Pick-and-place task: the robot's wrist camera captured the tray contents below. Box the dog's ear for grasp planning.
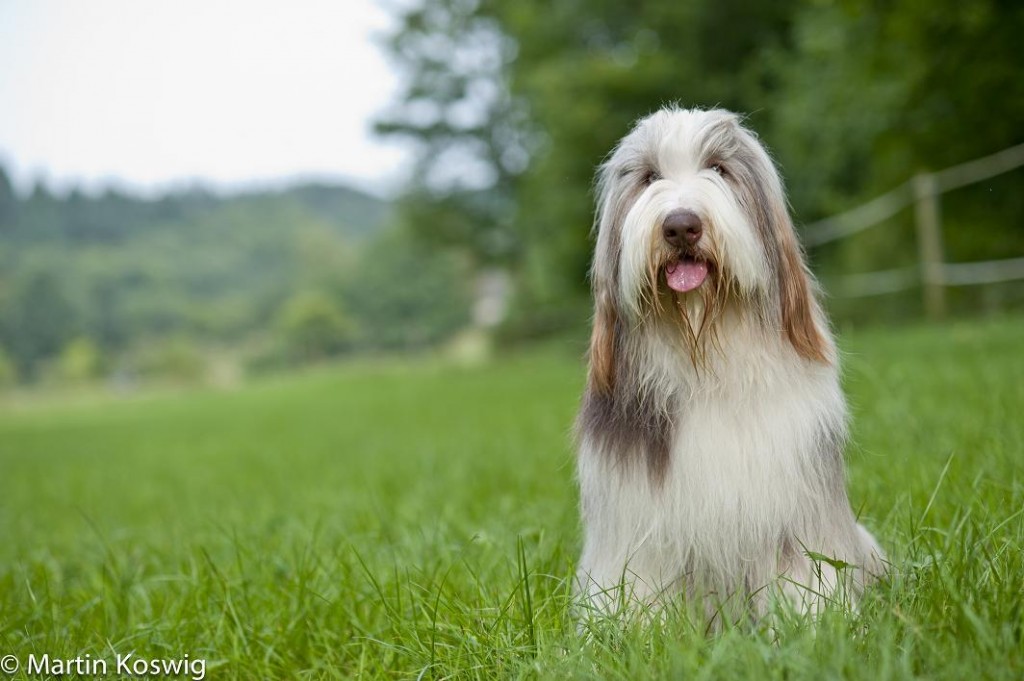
[586,160,627,393]
[588,291,617,393]
[737,123,831,364]
[771,199,830,364]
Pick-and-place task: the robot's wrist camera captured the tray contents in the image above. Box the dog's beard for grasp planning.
[642,247,736,370]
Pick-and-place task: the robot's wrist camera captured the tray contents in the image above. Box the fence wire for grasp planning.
[803,142,1024,299]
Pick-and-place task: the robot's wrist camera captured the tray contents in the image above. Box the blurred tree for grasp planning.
[0,170,390,383]
[767,0,1024,218]
[1,268,79,378]
[344,227,473,350]
[380,0,1024,328]
[58,337,103,383]
[277,291,355,362]
[133,336,206,383]
[375,0,530,265]
[0,166,16,228]
[379,0,801,327]
[0,346,16,388]
[293,223,355,299]
[765,0,1024,319]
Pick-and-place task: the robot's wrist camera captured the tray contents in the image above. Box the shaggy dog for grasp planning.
[574,106,885,623]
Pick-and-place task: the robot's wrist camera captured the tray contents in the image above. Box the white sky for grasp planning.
[0,0,411,197]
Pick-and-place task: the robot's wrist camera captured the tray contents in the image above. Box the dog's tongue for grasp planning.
[665,258,708,293]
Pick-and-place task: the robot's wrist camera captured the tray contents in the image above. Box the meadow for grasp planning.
[1,318,1022,679]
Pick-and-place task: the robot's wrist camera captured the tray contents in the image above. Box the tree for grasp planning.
[277,291,354,362]
[765,0,1024,217]
[0,174,391,381]
[0,166,16,228]
[58,337,103,383]
[379,0,801,325]
[0,346,16,388]
[2,268,79,378]
[379,0,1024,328]
[375,0,530,265]
[763,0,1024,319]
[344,227,472,350]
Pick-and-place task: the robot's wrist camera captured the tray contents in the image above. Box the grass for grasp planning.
[1,318,1022,679]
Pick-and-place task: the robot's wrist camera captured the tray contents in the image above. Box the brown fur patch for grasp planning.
[729,124,830,365]
[772,205,830,363]
[587,293,617,393]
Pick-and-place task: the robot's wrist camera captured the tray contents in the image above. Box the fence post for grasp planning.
[913,172,946,320]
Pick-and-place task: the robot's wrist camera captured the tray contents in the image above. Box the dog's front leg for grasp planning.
[574,451,672,618]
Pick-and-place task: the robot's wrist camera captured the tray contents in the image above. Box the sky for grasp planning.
[0,0,411,197]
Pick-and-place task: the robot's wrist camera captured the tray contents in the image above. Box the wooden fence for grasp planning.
[803,141,1024,319]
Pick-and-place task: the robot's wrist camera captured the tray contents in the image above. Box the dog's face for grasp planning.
[588,107,828,390]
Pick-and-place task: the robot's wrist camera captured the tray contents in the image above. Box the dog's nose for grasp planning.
[663,210,703,247]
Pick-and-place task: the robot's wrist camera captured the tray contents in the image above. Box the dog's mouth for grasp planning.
[664,255,709,293]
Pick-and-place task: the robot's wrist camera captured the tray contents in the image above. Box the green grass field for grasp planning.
[1,319,1022,679]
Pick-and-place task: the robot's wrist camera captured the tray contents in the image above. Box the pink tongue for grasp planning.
[665,259,708,292]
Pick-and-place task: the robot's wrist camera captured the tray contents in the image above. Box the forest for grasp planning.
[0,171,470,385]
[378,0,1024,335]
[2,0,1022,387]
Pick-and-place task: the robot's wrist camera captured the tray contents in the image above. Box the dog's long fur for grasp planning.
[575,107,885,623]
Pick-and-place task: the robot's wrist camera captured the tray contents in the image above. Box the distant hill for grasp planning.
[271,182,390,240]
[0,173,390,245]
[0,167,396,379]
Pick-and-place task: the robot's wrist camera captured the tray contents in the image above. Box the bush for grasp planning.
[132,336,206,384]
[345,229,473,351]
[276,291,355,362]
[0,346,17,388]
[57,337,103,383]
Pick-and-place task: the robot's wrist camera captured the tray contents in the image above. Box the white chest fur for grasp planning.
[576,319,852,604]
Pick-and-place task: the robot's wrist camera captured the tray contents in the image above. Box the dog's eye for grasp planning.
[642,169,662,185]
[708,162,727,177]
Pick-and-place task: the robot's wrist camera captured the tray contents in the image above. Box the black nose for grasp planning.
[663,210,703,248]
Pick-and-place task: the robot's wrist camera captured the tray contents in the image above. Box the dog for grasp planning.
[574,106,885,624]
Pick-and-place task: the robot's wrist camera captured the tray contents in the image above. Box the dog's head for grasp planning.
[588,107,828,391]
